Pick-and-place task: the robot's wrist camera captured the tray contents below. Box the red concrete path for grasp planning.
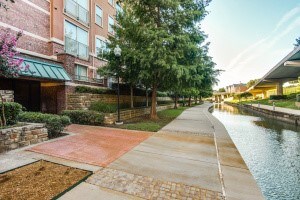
[28,125,152,167]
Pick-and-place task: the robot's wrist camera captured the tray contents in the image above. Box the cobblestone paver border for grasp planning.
[87,168,224,200]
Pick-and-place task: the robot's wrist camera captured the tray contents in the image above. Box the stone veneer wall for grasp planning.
[67,93,173,110]
[0,123,48,153]
[104,104,175,124]
[0,90,14,103]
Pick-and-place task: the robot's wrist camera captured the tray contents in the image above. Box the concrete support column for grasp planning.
[276,82,283,96]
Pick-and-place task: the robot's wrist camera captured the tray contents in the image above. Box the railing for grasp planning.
[65,36,89,59]
[64,0,89,25]
[74,75,104,84]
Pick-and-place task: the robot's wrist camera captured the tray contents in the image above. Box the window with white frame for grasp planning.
[95,5,103,26]
[65,21,89,59]
[96,38,109,59]
[116,3,123,16]
[108,0,114,6]
[108,16,114,34]
[75,65,88,81]
[65,0,89,24]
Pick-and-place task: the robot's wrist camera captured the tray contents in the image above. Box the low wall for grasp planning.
[0,123,48,153]
[0,90,14,102]
[225,102,300,126]
[104,104,175,124]
[67,93,173,110]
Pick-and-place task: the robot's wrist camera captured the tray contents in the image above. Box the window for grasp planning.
[116,3,123,16]
[75,65,88,81]
[96,38,109,59]
[64,0,89,25]
[65,21,89,59]
[95,5,103,26]
[108,16,114,34]
[94,69,103,83]
[108,0,114,6]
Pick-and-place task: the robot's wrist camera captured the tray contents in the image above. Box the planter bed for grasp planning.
[0,160,92,200]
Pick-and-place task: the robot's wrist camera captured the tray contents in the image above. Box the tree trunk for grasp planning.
[0,93,6,127]
[188,96,192,107]
[174,95,178,109]
[195,96,197,105]
[150,85,158,119]
[130,85,134,109]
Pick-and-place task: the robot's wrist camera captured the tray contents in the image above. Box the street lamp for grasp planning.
[114,45,123,125]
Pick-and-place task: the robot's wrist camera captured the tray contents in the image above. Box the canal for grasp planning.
[213,104,300,200]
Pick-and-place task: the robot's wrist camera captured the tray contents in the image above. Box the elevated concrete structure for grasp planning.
[249,46,300,97]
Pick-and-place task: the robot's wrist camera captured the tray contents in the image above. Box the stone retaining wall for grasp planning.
[67,93,173,110]
[0,123,48,153]
[104,104,175,124]
[0,90,14,103]
[225,102,300,126]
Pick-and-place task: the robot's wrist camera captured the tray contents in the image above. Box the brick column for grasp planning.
[0,90,14,102]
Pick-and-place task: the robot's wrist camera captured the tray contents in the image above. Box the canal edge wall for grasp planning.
[225,102,300,126]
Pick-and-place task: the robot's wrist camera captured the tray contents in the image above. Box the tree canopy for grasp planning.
[99,0,219,119]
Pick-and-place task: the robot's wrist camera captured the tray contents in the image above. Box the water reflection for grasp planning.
[213,103,300,200]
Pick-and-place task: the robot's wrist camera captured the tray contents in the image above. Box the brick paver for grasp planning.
[87,168,224,200]
[28,125,151,167]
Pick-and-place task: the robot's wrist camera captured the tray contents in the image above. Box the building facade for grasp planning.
[0,0,121,113]
[225,83,247,94]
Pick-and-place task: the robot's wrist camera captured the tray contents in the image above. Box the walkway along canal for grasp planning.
[213,104,300,200]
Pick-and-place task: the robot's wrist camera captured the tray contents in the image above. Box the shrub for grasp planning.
[297,94,300,102]
[270,95,287,100]
[61,110,104,125]
[2,102,23,125]
[75,86,115,95]
[89,102,118,113]
[18,112,71,138]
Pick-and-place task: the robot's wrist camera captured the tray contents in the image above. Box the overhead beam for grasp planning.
[284,60,300,67]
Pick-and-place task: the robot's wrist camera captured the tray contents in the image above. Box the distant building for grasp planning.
[225,83,247,94]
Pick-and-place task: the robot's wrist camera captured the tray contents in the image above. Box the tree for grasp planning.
[0,0,15,10]
[103,0,212,119]
[218,88,225,92]
[294,37,300,48]
[246,79,259,88]
[0,30,27,127]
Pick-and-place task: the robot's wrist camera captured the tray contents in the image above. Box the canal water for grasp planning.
[213,104,300,200]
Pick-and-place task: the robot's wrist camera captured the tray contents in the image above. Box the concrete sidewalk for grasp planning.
[62,103,264,200]
[250,103,300,116]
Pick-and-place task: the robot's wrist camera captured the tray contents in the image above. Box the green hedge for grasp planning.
[270,95,287,100]
[18,112,71,138]
[61,110,104,126]
[1,102,23,125]
[75,86,115,95]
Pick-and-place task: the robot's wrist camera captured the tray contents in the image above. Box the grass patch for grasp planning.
[112,106,190,132]
[0,160,91,200]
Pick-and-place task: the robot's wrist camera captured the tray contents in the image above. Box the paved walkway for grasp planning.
[250,104,300,115]
[0,103,264,200]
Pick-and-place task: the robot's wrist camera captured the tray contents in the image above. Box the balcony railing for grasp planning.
[74,75,104,84]
[64,0,89,25]
[65,36,89,59]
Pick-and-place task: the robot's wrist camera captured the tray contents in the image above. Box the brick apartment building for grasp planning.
[0,0,121,113]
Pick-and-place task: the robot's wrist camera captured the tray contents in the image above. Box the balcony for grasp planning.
[64,0,89,25]
[65,36,89,60]
[74,75,104,84]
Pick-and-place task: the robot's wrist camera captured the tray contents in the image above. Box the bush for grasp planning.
[1,102,23,125]
[297,94,300,102]
[75,86,115,95]
[18,112,71,138]
[270,95,287,100]
[61,110,104,125]
[89,102,118,113]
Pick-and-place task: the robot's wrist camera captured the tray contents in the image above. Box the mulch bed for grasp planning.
[0,160,91,200]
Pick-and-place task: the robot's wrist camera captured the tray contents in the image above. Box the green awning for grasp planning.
[18,58,72,81]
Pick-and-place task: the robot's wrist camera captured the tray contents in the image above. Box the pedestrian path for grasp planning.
[250,104,300,115]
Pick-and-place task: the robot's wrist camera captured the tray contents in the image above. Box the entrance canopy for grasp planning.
[19,58,71,81]
[254,46,300,89]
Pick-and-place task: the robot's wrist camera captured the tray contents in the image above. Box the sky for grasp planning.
[202,0,300,89]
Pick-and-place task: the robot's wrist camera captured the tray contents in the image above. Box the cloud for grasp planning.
[226,6,300,72]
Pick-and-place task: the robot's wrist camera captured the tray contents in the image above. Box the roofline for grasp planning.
[253,46,300,88]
